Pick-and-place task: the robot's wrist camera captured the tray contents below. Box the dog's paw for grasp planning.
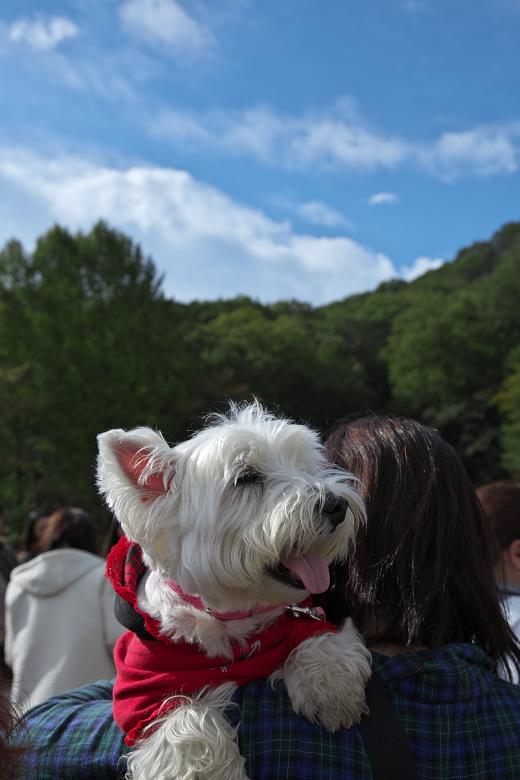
[277,618,372,732]
[125,684,249,780]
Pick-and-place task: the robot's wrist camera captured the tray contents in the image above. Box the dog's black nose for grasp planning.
[322,493,348,528]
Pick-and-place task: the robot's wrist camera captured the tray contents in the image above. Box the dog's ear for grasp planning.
[97,427,175,506]
[108,436,170,493]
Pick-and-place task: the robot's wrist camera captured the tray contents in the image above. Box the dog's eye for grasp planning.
[235,469,263,486]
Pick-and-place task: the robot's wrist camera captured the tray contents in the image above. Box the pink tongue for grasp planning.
[281,553,330,594]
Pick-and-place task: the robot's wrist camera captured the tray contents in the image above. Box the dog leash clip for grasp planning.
[287,604,326,621]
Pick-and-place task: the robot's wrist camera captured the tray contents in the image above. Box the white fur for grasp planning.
[137,571,285,659]
[98,402,371,780]
[273,618,371,732]
[125,683,247,780]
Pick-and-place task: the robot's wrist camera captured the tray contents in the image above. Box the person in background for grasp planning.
[476,480,520,679]
[17,507,51,564]
[5,507,124,712]
[12,418,520,779]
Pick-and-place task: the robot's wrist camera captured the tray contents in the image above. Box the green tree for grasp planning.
[384,226,520,482]
[0,222,190,538]
[190,303,371,431]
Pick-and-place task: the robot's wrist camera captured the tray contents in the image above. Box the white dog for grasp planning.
[97,402,371,780]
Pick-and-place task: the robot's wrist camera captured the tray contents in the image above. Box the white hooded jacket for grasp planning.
[5,548,124,711]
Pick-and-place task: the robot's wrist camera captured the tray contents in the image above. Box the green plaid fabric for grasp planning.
[18,643,520,779]
[231,643,520,779]
[16,680,127,780]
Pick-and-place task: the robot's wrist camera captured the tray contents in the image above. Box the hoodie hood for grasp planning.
[10,549,104,597]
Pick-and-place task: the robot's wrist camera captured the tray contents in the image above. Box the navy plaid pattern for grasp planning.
[18,644,520,779]
[18,680,127,780]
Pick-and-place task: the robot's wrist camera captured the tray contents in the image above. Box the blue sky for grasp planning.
[1,0,519,304]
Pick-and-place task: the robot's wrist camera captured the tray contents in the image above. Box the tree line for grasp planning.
[1,220,519,540]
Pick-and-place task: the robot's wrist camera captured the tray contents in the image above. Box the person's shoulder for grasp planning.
[231,677,368,779]
[25,679,115,712]
[22,681,117,733]
[64,548,104,562]
[19,680,124,779]
[61,548,106,574]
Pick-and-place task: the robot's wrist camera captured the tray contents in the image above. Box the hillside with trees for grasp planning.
[1,220,519,539]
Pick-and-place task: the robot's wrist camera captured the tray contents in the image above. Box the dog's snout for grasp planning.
[322,493,348,528]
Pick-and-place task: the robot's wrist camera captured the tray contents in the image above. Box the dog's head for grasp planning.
[97,402,364,610]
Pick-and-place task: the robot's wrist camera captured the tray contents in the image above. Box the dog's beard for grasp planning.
[143,488,356,612]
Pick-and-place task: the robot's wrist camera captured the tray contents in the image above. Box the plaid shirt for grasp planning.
[19,643,520,779]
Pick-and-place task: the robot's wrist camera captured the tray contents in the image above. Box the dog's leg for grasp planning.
[275,617,372,732]
[124,682,249,780]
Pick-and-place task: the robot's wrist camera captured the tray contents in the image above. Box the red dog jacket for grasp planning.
[106,536,337,745]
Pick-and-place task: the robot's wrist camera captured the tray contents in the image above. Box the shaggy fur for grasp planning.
[97,402,371,780]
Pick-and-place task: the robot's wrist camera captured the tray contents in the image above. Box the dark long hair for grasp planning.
[21,507,51,556]
[41,507,97,555]
[324,416,520,678]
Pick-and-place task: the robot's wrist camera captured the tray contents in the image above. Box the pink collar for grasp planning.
[165,578,315,621]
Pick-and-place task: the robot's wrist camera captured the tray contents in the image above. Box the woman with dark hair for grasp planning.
[476,480,520,678]
[5,507,123,712]
[324,417,520,676]
[43,506,97,554]
[12,420,520,778]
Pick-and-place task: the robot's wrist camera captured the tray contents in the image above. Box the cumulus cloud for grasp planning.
[369,192,399,205]
[152,102,520,178]
[119,0,216,56]
[8,15,79,50]
[401,256,444,281]
[0,147,397,304]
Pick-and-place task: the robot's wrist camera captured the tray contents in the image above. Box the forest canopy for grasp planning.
[1,220,519,539]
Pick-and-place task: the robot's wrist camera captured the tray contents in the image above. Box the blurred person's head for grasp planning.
[22,508,51,558]
[476,481,520,588]
[41,507,97,555]
[324,415,520,676]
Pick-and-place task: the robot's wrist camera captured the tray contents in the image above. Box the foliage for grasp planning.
[497,347,520,477]
[0,223,191,538]
[1,219,520,542]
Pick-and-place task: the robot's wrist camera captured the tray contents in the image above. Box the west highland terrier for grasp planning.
[97,402,371,780]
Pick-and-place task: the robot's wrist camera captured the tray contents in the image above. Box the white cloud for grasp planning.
[152,102,520,179]
[422,126,519,178]
[369,192,399,205]
[119,0,216,55]
[0,147,398,304]
[293,201,353,229]
[402,256,444,281]
[9,16,79,50]
[153,103,410,170]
